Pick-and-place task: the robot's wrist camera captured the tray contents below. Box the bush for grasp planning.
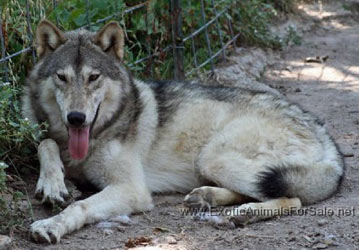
[231,0,282,48]
[0,83,45,234]
[0,83,46,166]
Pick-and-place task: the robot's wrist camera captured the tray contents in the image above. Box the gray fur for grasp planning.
[23,21,344,244]
[37,31,125,81]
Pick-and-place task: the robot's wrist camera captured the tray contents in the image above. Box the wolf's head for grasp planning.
[33,20,132,160]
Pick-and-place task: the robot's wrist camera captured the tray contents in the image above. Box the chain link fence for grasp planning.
[0,0,240,82]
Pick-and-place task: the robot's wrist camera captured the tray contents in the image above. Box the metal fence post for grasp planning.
[170,0,184,80]
[26,0,36,63]
[0,10,9,83]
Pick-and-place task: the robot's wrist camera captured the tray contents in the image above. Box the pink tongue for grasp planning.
[68,127,90,160]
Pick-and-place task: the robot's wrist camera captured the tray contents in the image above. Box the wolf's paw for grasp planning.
[30,218,65,243]
[184,186,215,209]
[35,173,69,206]
[226,203,262,226]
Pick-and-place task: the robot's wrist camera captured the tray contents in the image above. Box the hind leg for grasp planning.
[184,186,253,209]
[194,151,302,223]
[228,197,301,225]
[197,151,268,201]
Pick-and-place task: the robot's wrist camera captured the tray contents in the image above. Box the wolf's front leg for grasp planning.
[35,139,69,205]
[31,184,148,243]
[30,145,152,243]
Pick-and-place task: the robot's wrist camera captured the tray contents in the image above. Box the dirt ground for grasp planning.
[9,1,359,249]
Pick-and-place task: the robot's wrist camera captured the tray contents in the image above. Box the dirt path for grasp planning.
[13,1,359,249]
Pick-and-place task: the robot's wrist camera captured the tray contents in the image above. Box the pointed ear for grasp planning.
[36,19,66,59]
[94,21,124,61]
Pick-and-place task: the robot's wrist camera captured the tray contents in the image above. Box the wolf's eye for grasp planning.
[57,74,66,82]
[89,74,100,82]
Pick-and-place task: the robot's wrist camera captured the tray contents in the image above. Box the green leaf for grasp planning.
[9,121,20,128]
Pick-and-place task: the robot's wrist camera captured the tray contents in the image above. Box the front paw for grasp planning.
[184,186,219,210]
[30,217,65,243]
[35,173,69,206]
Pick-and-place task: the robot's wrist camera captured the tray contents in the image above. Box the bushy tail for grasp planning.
[257,126,345,205]
[257,161,343,205]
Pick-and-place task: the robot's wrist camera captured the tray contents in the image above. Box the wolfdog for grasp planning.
[22,20,344,243]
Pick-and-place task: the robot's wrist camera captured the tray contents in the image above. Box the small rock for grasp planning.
[0,235,11,250]
[295,88,302,92]
[323,234,338,246]
[317,219,328,226]
[110,215,133,225]
[288,236,296,242]
[323,238,333,246]
[166,236,177,244]
[224,235,237,243]
[81,234,89,239]
[312,243,328,249]
[62,240,71,245]
[103,229,114,236]
[303,235,313,242]
[97,221,118,228]
[285,66,292,72]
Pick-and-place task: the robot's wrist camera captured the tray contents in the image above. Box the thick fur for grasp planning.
[22,20,344,243]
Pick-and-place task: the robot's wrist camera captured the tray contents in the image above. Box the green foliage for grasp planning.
[48,0,124,29]
[0,83,44,234]
[1,0,296,80]
[0,83,47,166]
[282,25,302,46]
[180,0,290,73]
[266,0,297,13]
[0,162,7,192]
[46,0,171,78]
[228,0,282,49]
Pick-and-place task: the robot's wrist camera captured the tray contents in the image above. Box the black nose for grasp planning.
[67,112,86,127]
